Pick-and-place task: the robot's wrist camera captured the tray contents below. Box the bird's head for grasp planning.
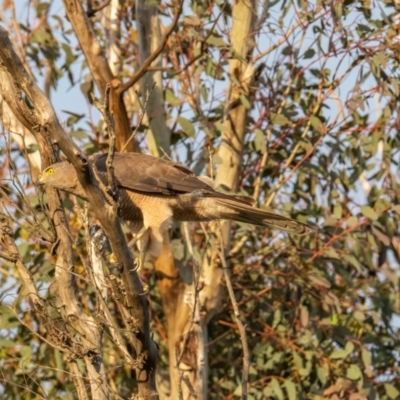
[36,162,86,199]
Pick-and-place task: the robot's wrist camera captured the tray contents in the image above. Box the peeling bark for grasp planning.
[0,27,158,399]
[136,0,171,157]
[62,0,136,152]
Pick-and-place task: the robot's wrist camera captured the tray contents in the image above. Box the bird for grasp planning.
[36,152,313,267]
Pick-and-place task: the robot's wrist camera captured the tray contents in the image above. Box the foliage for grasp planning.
[0,0,399,399]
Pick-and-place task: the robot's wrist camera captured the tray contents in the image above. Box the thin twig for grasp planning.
[69,361,90,400]
[174,223,206,399]
[74,205,136,367]
[216,224,250,400]
[119,0,183,93]
[208,146,214,180]
[252,5,325,63]
[104,88,118,200]
[183,223,205,398]
[91,86,118,200]
[121,83,156,152]
[252,76,293,202]
[264,69,333,207]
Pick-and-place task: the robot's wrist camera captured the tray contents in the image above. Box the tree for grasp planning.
[0,0,399,399]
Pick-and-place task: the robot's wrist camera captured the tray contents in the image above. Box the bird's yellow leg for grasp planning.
[127,226,147,250]
[127,226,148,272]
[108,226,147,268]
[132,250,146,272]
[131,250,149,294]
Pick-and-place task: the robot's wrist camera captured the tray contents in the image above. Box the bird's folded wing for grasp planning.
[93,153,215,195]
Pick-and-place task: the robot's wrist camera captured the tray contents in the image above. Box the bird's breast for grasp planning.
[118,190,144,225]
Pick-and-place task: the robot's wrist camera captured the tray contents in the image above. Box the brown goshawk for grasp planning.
[36,152,313,264]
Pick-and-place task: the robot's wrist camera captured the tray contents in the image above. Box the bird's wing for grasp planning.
[92,153,313,235]
[92,152,215,195]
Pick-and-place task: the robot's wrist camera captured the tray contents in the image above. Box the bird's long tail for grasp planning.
[214,197,313,235]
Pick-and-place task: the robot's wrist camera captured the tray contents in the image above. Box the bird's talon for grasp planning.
[109,253,117,264]
[141,284,149,294]
[130,264,139,273]
[129,257,141,273]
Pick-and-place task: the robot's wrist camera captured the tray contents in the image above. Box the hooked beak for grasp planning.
[35,174,44,187]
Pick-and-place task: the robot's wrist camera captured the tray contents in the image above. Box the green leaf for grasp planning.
[346,364,362,380]
[303,49,315,59]
[31,29,50,44]
[347,216,358,227]
[390,77,399,96]
[308,274,331,288]
[371,226,390,246]
[293,351,303,369]
[263,386,273,397]
[233,384,242,396]
[361,348,373,377]
[353,310,365,322]
[300,305,309,327]
[0,339,15,347]
[205,58,224,80]
[272,309,281,328]
[0,306,19,329]
[206,34,227,47]
[19,345,32,360]
[317,366,327,385]
[342,254,362,272]
[177,116,195,137]
[270,378,284,400]
[271,113,290,126]
[329,349,348,359]
[27,144,39,154]
[310,115,324,132]
[333,203,342,219]
[323,247,340,259]
[384,383,400,399]
[200,85,208,103]
[239,94,251,109]
[165,89,180,106]
[284,380,297,400]
[361,348,371,367]
[345,341,354,354]
[253,342,270,356]
[254,129,266,154]
[36,2,50,15]
[62,43,77,67]
[70,129,89,139]
[360,205,378,220]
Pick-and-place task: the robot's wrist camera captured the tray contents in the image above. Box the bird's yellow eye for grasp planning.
[46,168,54,176]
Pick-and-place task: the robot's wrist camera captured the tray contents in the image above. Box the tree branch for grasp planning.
[62,0,136,152]
[0,27,158,398]
[119,0,183,94]
[217,225,250,400]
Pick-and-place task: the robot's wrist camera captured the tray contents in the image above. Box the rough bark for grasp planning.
[200,0,258,317]
[62,0,136,152]
[0,27,158,399]
[134,4,206,398]
[198,1,258,398]
[133,4,195,398]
